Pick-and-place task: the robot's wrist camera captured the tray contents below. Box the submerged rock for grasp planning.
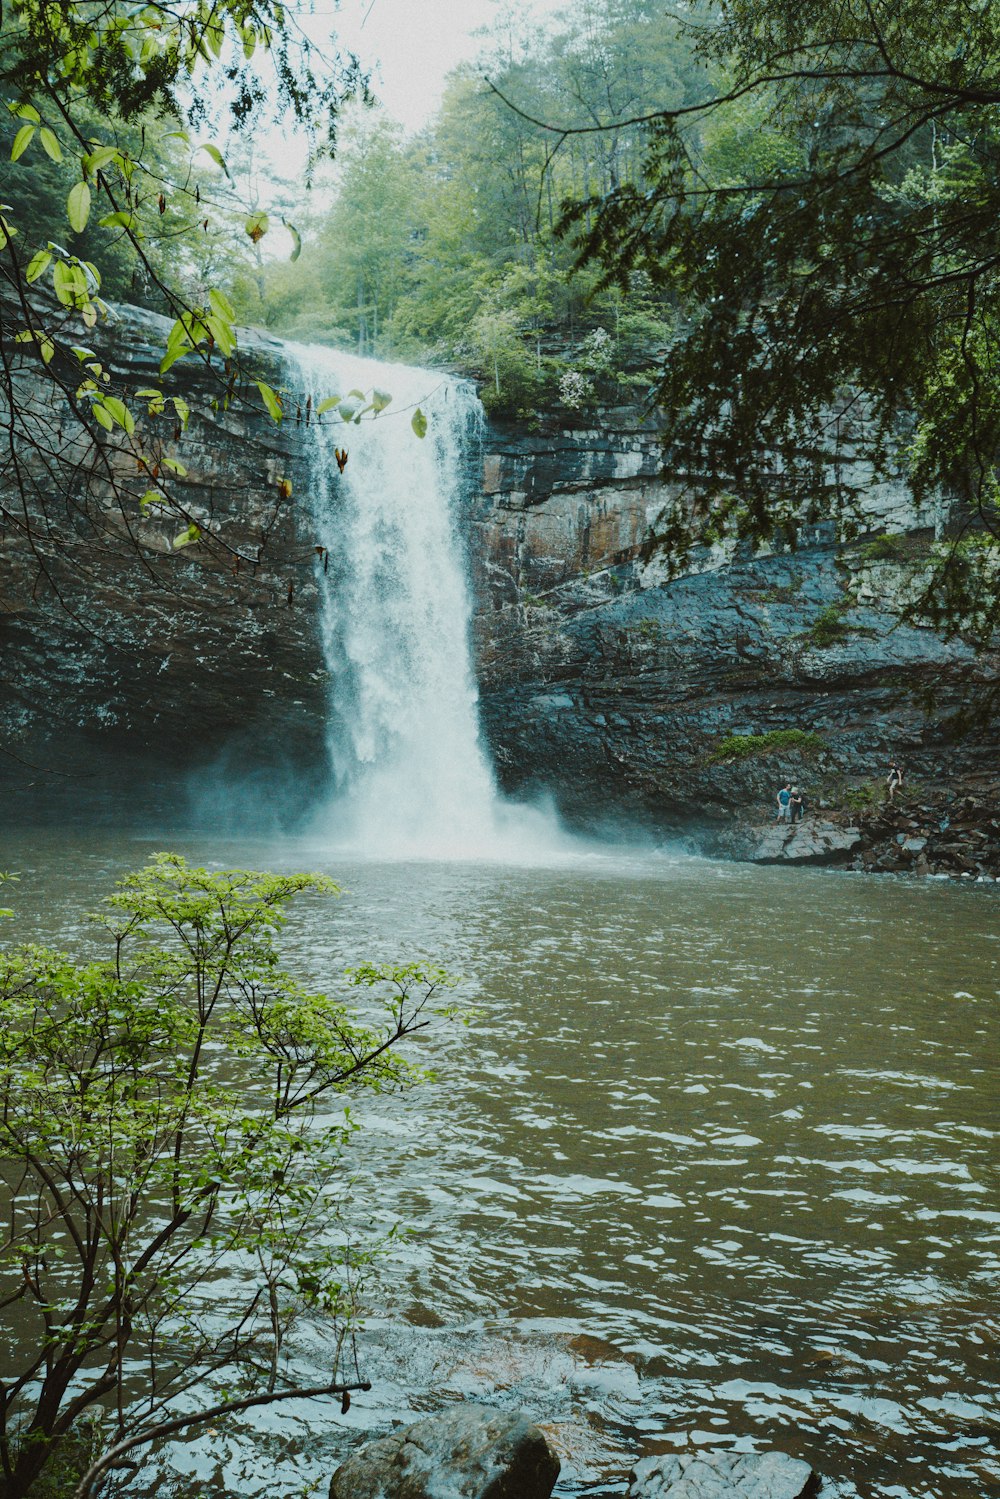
[328,1404,560,1499]
[628,1450,815,1499]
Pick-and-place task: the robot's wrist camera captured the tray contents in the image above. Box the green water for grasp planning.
[2,827,997,1498]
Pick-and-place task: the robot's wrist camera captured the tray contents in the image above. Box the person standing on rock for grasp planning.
[776,782,792,822]
[790,787,804,822]
[887,762,904,801]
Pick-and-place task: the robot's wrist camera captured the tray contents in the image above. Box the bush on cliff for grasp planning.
[709,728,825,763]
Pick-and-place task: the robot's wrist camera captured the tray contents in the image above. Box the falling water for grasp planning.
[290,344,559,860]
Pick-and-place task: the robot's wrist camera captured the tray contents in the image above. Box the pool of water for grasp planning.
[2,826,998,1498]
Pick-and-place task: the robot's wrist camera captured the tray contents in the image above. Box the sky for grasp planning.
[306,0,564,133]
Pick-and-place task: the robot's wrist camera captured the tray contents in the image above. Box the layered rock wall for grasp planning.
[3,302,996,843]
[469,409,998,836]
[0,302,327,806]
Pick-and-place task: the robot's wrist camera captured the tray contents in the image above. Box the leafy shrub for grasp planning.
[709,728,825,762]
[807,601,851,647]
[843,779,885,810]
[860,532,903,561]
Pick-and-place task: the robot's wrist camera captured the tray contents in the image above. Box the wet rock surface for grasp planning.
[328,1404,560,1499]
[627,1451,815,1499]
[842,785,1000,878]
[723,820,863,865]
[471,411,1000,863]
[0,298,328,803]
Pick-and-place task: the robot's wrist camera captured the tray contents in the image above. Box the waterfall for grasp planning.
[290,344,555,860]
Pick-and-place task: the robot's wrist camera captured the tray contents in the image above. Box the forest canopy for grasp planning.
[230,0,1000,635]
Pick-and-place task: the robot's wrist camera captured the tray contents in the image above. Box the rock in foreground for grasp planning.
[629,1450,815,1499]
[329,1404,560,1499]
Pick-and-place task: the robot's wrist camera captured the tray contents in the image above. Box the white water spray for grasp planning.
[290,344,564,860]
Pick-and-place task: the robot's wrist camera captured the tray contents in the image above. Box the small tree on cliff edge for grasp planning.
[0,854,454,1499]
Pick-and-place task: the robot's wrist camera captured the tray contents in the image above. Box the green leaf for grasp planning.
[338,400,359,422]
[159,320,192,375]
[161,456,188,476]
[282,218,302,262]
[98,211,137,231]
[200,143,231,179]
[244,211,269,244]
[204,314,235,356]
[208,287,235,322]
[372,389,392,414]
[411,408,428,439]
[39,128,61,162]
[173,524,201,549]
[25,249,52,284]
[10,124,35,161]
[203,21,224,59]
[52,261,75,306]
[255,380,283,423]
[92,403,113,431]
[139,490,162,507]
[10,103,39,123]
[84,145,118,173]
[67,180,91,234]
[315,395,341,415]
[102,396,135,435]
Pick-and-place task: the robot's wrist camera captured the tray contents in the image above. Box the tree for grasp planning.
[307,110,420,355]
[0,854,454,1498]
[494,0,1000,638]
[0,1,372,597]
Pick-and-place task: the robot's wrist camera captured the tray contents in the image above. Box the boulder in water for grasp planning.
[628,1451,815,1499]
[746,821,862,865]
[328,1403,560,1499]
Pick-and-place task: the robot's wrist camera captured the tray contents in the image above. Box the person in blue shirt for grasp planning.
[776,782,792,821]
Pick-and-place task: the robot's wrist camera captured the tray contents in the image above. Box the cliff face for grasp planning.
[3,303,996,843]
[468,409,999,838]
[0,303,328,809]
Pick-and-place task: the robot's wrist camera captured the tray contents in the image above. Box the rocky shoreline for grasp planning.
[711,778,1000,880]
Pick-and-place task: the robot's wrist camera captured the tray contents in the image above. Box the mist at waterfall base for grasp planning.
[288,343,579,864]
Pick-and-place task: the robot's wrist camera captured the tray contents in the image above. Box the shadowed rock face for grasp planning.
[0,303,329,810]
[469,412,1000,841]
